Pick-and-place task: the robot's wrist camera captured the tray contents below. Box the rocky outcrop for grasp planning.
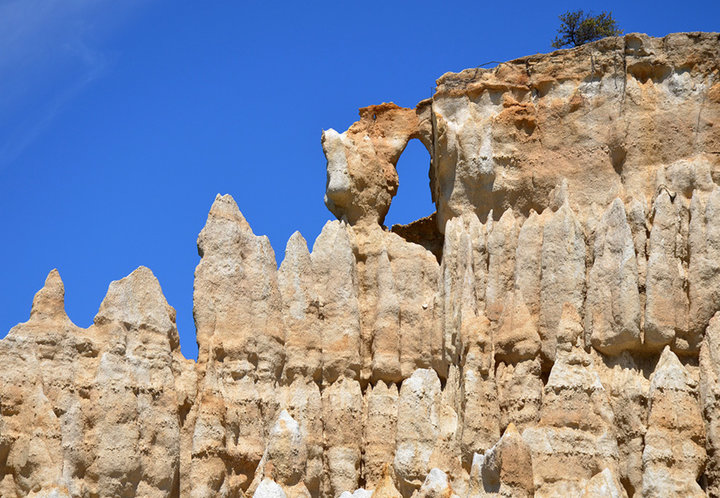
[0,267,195,497]
[642,347,706,496]
[2,32,720,497]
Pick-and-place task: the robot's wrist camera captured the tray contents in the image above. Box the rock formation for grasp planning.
[2,32,720,497]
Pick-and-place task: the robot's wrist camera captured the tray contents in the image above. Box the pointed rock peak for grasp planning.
[312,220,354,260]
[444,216,463,240]
[405,368,442,394]
[495,208,516,229]
[581,468,627,498]
[285,231,309,254]
[503,422,520,437]
[462,210,483,231]
[557,302,584,351]
[550,178,570,210]
[253,477,287,498]
[417,468,454,498]
[603,198,628,222]
[279,231,311,275]
[207,193,250,228]
[373,464,402,498]
[521,209,541,228]
[547,328,603,391]
[650,345,696,392]
[271,409,300,435]
[30,269,68,322]
[321,127,340,140]
[95,266,174,334]
[372,380,399,397]
[557,197,577,219]
[596,198,630,238]
[371,379,389,394]
[655,187,672,203]
[198,194,254,257]
[627,198,648,230]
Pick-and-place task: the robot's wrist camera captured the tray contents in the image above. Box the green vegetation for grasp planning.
[551,10,623,49]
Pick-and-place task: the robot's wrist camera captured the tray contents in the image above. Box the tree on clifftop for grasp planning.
[551,10,623,48]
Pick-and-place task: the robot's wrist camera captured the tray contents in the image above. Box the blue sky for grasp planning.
[1,0,718,359]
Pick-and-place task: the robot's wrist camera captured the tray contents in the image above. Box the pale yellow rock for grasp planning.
[372,464,403,498]
[90,267,187,497]
[347,223,441,385]
[592,352,649,496]
[414,468,458,498]
[440,213,487,372]
[363,382,399,489]
[265,410,308,488]
[495,290,540,364]
[586,198,641,354]
[1,267,192,497]
[394,368,443,494]
[580,468,627,498]
[477,423,534,497]
[5,32,720,498]
[522,329,620,497]
[189,195,286,496]
[322,102,431,226]
[642,346,706,497]
[513,210,544,319]
[485,209,518,321]
[538,202,586,365]
[429,366,464,494]
[279,231,322,383]
[279,378,324,496]
[429,33,720,229]
[700,312,720,498]
[380,231,441,380]
[644,191,689,350]
[689,187,720,346]
[321,377,363,497]
[194,194,284,376]
[458,307,499,467]
[496,358,543,433]
[312,220,362,383]
[370,246,402,383]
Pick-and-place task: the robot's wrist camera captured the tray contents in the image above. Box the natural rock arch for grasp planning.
[321,101,433,227]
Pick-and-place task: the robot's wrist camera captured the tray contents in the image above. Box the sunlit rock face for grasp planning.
[2,32,720,497]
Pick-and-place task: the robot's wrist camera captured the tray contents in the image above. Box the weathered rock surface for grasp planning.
[642,347,706,496]
[3,32,720,497]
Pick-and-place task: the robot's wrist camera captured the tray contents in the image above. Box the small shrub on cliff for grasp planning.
[551,10,623,48]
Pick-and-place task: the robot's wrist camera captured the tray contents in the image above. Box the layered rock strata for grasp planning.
[2,32,720,497]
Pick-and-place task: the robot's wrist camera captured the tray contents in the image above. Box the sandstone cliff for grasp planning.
[2,32,720,497]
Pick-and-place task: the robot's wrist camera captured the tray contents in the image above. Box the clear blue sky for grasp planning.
[1,0,717,359]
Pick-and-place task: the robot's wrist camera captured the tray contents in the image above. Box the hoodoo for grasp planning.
[1,32,720,497]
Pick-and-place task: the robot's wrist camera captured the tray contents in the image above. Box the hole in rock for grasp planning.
[385,139,443,261]
[384,139,435,227]
[609,144,626,175]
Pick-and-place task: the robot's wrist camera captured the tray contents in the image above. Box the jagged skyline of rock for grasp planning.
[4,3,719,363]
[2,32,720,496]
